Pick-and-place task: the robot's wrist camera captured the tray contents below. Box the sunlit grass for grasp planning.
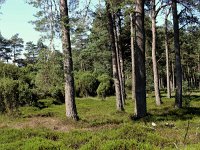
[0,92,200,149]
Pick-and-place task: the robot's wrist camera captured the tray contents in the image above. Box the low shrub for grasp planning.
[75,71,99,97]
[0,78,18,113]
[37,98,55,109]
[97,74,114,99]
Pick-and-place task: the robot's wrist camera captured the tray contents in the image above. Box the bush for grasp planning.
[125,78,132,91]
[0,78,19,113]
[96,74,114,99]
[49,86,64,104]
[18,80,33,106]
[37,98,55,109]
[0,62,20,80]
[75,72,99,97]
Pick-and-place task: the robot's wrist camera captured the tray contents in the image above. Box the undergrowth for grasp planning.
[0,93,199,150]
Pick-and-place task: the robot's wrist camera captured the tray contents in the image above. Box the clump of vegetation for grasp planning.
[75,71,99,97]
[97,74,114,99]
[0,95,200,149]
[0,78,18,113]
[37,98,55,109]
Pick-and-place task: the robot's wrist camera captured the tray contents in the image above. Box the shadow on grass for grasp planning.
[131,107,200,123]
[183,95,200,102]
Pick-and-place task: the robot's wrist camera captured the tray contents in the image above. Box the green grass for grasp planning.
[0,93,200,150]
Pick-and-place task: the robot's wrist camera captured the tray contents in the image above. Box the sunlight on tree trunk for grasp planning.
[130,13,136,101]
[165,9,171,98]
[151,0,161,106]
[106,1,124,111]
[60,0,79,120]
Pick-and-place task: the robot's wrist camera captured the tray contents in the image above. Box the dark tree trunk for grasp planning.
[172,0,182,108]
[134,0,147,118]
[60,0,79,120]
[106,1,124,111]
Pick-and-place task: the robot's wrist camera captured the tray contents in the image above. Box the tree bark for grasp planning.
[198,53,200,90]
[172,0,182,108]
[165,9,171,98]
[106,1,124,111]
[60,0,79,120]
[116,11,126,104]
[151,0,162,106]
[113,14,125,106]
[130,13,136,101]
[134,0,147,118]
[172,62,175,92]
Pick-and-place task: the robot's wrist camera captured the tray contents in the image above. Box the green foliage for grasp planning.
[35,49,64,101]
[0,78,18,113]
[72,7,112,76]
[0,33,12,62]
[0,94,200,149]
[0,128,64,150]
[37,98,54,109]
[0,62,19,80]
[18,80,32,106]
[75,71,99,97]
[10,33,24,62]
[97,74,114,99]
[125,78,132,91]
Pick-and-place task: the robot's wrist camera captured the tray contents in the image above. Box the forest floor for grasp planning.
[0,92,200,150]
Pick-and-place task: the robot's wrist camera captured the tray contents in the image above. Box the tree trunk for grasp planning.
[151,0,161,105]
[130,13,136,101]
[106,1,124,111]
[116,11,126,104]
[198,53,200,90]
[134,0,146,118]
[172,62,175,92]
[165,9,171,98]
[13,46,16,63]
[113,14,125,106]
[172,0,182,108]
[60,0,79,120]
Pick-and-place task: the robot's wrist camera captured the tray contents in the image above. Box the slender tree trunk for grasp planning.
[106,1,124,111]
[198,53,200,90]
[113,14,125,106]
[172,62,175,92]
[130,13,136,101]
[13,46,16,63]
[60,0,79,120]
[187,65,190,88]
[172,0,182,108]
[151,0,161,105]
[165,9,171,98]
[134,0,146,118]
[116,11,126,103]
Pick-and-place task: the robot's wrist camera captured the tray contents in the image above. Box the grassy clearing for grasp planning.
[0,93,200,150]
